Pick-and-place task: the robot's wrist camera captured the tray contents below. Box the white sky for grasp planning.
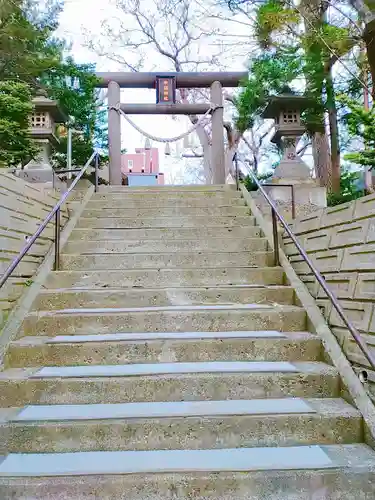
[56,0,278,181]
[57,0,204,179]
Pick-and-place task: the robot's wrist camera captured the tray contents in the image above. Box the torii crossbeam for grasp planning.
[96,72,247,185]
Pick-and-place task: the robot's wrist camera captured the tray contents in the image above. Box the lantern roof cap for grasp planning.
[262,90,311,119]
[32,92,67,123]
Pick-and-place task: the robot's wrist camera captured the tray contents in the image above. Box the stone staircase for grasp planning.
[0,185,375,499]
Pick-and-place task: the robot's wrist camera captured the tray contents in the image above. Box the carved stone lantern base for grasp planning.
[261,92,327,213]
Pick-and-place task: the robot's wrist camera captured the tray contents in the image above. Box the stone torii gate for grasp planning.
[95,72,247,185]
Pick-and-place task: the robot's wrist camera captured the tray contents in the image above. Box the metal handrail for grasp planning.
[244,167,375,372]
[0,151,99,289]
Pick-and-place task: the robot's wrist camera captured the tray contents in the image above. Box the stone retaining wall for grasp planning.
[283,193,375,397]
[0,173,68,328]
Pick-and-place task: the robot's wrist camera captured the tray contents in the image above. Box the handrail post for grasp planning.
[271,207,280,266]
[234,153,240,191]
[54,208,61,271]
[291,185,296,220]
[94,153,99,193]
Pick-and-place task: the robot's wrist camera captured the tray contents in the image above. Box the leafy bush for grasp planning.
[243,171,273,191]
[327,169,364,206]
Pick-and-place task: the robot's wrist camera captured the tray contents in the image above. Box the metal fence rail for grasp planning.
[241,166,375,372]
[0,152,99,289]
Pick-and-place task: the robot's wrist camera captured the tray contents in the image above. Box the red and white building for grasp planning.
[121,147,164,186]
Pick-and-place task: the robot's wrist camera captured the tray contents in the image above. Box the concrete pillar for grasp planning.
[210,81,225,184]
[108,81,122,185]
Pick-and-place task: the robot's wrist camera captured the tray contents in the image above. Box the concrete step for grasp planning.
[1,456,375,499]
[82,205,250,218]
[60,251,273,271]
[98,185,234,192]
[0,399,361,453]
[86,197,245,209]
[75,215,256,229]
[68,226,261,241]
[1,444,373,480]
[90,190,242,201]
[42,267,285,289]
[62,237,268,254]
[5,331,320,367]
[93,189,242,198]
[0,362,339,407]
[20,304,306,337]
[31,285,295,311]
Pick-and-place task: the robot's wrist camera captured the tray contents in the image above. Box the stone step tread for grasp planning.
[20,307,306,337]
[31,285,295,309]
[0,362,337,381]
[98,185,231,191]
[68,227,261,240]
[2,470,375,500]
[92,190,242,197]
[59,252,274,271]
[60,250,270,257]
[98,188,233,193]
[87,195,244,201]
[76,215,256,227]
[60,252,272,263]
[5,331,320,368]
[36,284,291,296]
[62,239,269,255]
[65,236,268,243]
[14,361,337,380]
[11,331,314,345]
[85,201,246,208]
[63,238,269,253]
[42,268,285,290]
[82,206,250,217]
[0,365,339,407]
[2,398,359,423]
[47,265,277,273]
[1,444,375,476]
[37,284,293,294]
[32,285,294,309]
[25,304,302,317]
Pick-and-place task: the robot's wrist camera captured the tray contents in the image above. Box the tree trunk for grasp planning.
[349,1,375,97]
[312,132,331,189]
[301,0,332,188]
[363,63,374,193]
[195,123,213,183]
[253,154,258,176]
[363,21,375,99]
[225,147,237,179]
[180,89,213,184]
[325,69,340,193]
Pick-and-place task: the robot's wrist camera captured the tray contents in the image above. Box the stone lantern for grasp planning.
[261,91,326,213]
[24,90,66,182]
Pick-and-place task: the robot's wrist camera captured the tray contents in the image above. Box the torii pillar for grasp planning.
[107,81,122,185]
[210,81,225,184]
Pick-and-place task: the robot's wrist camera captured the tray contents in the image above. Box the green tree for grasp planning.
[235,48,303,133]
[43,58,108,167]
[0,81,36,167]
[228,0,359,194]
[43,59,100,134]
[338,94,375,169]
[0,0,65,167]
[0,0,62,85]
[327,168,364,206]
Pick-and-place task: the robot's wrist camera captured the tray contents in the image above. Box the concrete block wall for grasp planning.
[283,193,375,397]
[0,172,68,328]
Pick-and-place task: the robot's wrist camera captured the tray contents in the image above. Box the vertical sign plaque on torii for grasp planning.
[156,76,176,104]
